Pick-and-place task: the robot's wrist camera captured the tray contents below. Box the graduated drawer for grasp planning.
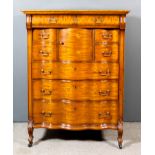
[33,100,118,125]
[59,28,93,61]
[95,43,119,62]
[33,29,57,45]
[32,62,119,80]
[32,45,56,60]
[32,80,118,100]
[32,15,120,27]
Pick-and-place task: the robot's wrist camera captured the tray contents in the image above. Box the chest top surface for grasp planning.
[22,10,129,14]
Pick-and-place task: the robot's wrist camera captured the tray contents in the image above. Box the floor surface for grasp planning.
[14,122,141,155]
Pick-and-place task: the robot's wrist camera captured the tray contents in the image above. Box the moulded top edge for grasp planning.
[22,10,130,15]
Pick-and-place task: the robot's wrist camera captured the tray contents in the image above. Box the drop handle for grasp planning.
[41,111,53,117]
[99,90,110,96]
[102,51,112,57]
[39,33,49,39]
[98,69,110,76]
[95,42,109,46]
[48,17,57,23]
[40,50,49,56]
[98,112,111,119]
[102,33,113,39]
[41,69,52,75]
[95,17,104,24]
[41,89,52,95]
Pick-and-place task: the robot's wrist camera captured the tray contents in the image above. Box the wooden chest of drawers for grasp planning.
[23,10,129,149]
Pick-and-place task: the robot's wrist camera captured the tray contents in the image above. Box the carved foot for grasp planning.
[28,142,32,147]
[119,143,122,149]
[28,121,33,147]
[117,122,123,149]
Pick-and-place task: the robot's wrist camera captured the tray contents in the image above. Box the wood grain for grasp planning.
[31,15,120,28]
[32,62,119,80]
[32,80,118,100]
[59,28,93,61]
[33,100,118,125]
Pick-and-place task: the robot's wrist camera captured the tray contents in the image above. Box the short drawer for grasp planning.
[32,15,120,28]
[32,62,119,80]
[95,29,119,43]
[95,43,119,62]
[33,100,118,125]
[33,29,57,45]
[32,45,56,60]
[32,80,118,100]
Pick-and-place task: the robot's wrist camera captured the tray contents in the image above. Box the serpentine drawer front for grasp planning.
[23,10,129,149]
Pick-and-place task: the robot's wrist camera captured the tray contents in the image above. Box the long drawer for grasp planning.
[32,15,120,28]
[32,62,119,80]
[33,100,118,125]
[32,80,118,100]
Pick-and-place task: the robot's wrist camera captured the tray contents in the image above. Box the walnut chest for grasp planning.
[23,10,129,149]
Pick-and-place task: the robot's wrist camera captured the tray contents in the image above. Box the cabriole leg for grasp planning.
[28,120,33,147]
[117,122,123,149]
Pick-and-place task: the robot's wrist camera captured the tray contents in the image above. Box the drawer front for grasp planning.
[95,43,119,62]
[33,100,118,125]
[32,15,76,27]
[32,45,56,60]
[32,80,118,100]
[59,28,93,61]
[32,15,120,27]
[33,29,57,45]
[77,15,119,26]
[95,29,119,43]
[32,62,119,80]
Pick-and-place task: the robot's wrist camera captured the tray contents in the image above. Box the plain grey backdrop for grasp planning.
[13,0,141,122]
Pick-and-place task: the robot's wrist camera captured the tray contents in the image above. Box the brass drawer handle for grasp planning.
[102,51,112,57]
[95,42,109,46]
[98,69,110,76]
[102,33,112,39]
[98,112,111,119]
[41,89,52,95]
[95,17,104,24]
[40,50,49,57]
[39,33,49,39]
[41,69,52,75]
[41,99,49,104]
[41,111,53,117]
[49,17,57,23]
[99,90,110,96]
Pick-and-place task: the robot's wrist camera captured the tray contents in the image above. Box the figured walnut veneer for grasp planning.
[23,10,129,148]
